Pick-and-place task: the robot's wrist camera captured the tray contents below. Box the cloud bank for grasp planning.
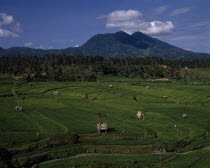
[102,10,174,35]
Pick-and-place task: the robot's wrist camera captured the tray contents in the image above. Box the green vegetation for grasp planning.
[37,149,210,168]
[0,72,210,167]
[1,56,210,82]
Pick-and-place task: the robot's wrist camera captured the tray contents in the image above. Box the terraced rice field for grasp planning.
[0,74,210,167]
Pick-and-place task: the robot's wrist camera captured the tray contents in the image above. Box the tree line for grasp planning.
[0,55,210,82]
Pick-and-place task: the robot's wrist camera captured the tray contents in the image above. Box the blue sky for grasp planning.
[0,0,209,53]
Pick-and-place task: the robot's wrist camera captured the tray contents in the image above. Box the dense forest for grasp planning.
[0,55,210,82]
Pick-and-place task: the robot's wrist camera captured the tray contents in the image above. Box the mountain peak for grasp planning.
[0,31,210,59]
[132,31,151,39]
[114,31,129,35]
[132,31,143,35]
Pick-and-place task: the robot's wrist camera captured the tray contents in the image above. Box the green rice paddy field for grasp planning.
[0,74,210,167]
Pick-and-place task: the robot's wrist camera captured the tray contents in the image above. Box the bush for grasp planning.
[165,140,191,152]
[23,133,80,153]
[0,148,13,168]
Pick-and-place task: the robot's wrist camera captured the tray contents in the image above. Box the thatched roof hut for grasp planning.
[15,106,22,112]
[97,123,108,133]
[137,111,144,119]
[182,113,188,118]
[54,90,59,95]
[163,95,168,99]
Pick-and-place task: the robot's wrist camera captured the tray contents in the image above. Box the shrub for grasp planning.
[0,148,13,168]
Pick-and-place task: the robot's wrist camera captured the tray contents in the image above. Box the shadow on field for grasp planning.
[107,128,116,132]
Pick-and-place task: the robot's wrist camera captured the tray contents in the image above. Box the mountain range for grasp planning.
[0,31,210,60]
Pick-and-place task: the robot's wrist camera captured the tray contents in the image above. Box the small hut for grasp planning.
[137,111,144,119]
[15,106,22,112]
[153,148,166,153]
[97,123,107,133]
[182,113,188,118]
[54,90,59,95]
[146,86,149,89]
[109,85,113,88]
[163,96,168,99]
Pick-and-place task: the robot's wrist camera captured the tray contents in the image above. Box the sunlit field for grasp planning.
[0,74,210,167]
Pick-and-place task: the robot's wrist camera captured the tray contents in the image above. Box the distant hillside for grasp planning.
[0,31,210,60]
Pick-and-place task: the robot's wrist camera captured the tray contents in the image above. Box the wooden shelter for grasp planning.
[163,96,168,99]
[97,123,108,133]
[15,106,22,112]
[182,113,188,118]
[54,90,59,95]
[137,111,144,119]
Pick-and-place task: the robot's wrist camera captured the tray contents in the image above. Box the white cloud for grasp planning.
[47,46,53,49]
[96,15,107,20]
[0,28,19,37]
[190,21,210,27]
[36,45,45,49]
[170,7,191,16]
[104,10,174,35]
[0,13,14,26]
[24,42,33,47]
[0,13,21,38]
[155,6,168,14]
[14,22,22,32]
[184,48,192,51]
[142,21,174,35]
[52,39,74,44]
[36,45,53,50]
[107,10,142,25]
[74,44,79,47]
